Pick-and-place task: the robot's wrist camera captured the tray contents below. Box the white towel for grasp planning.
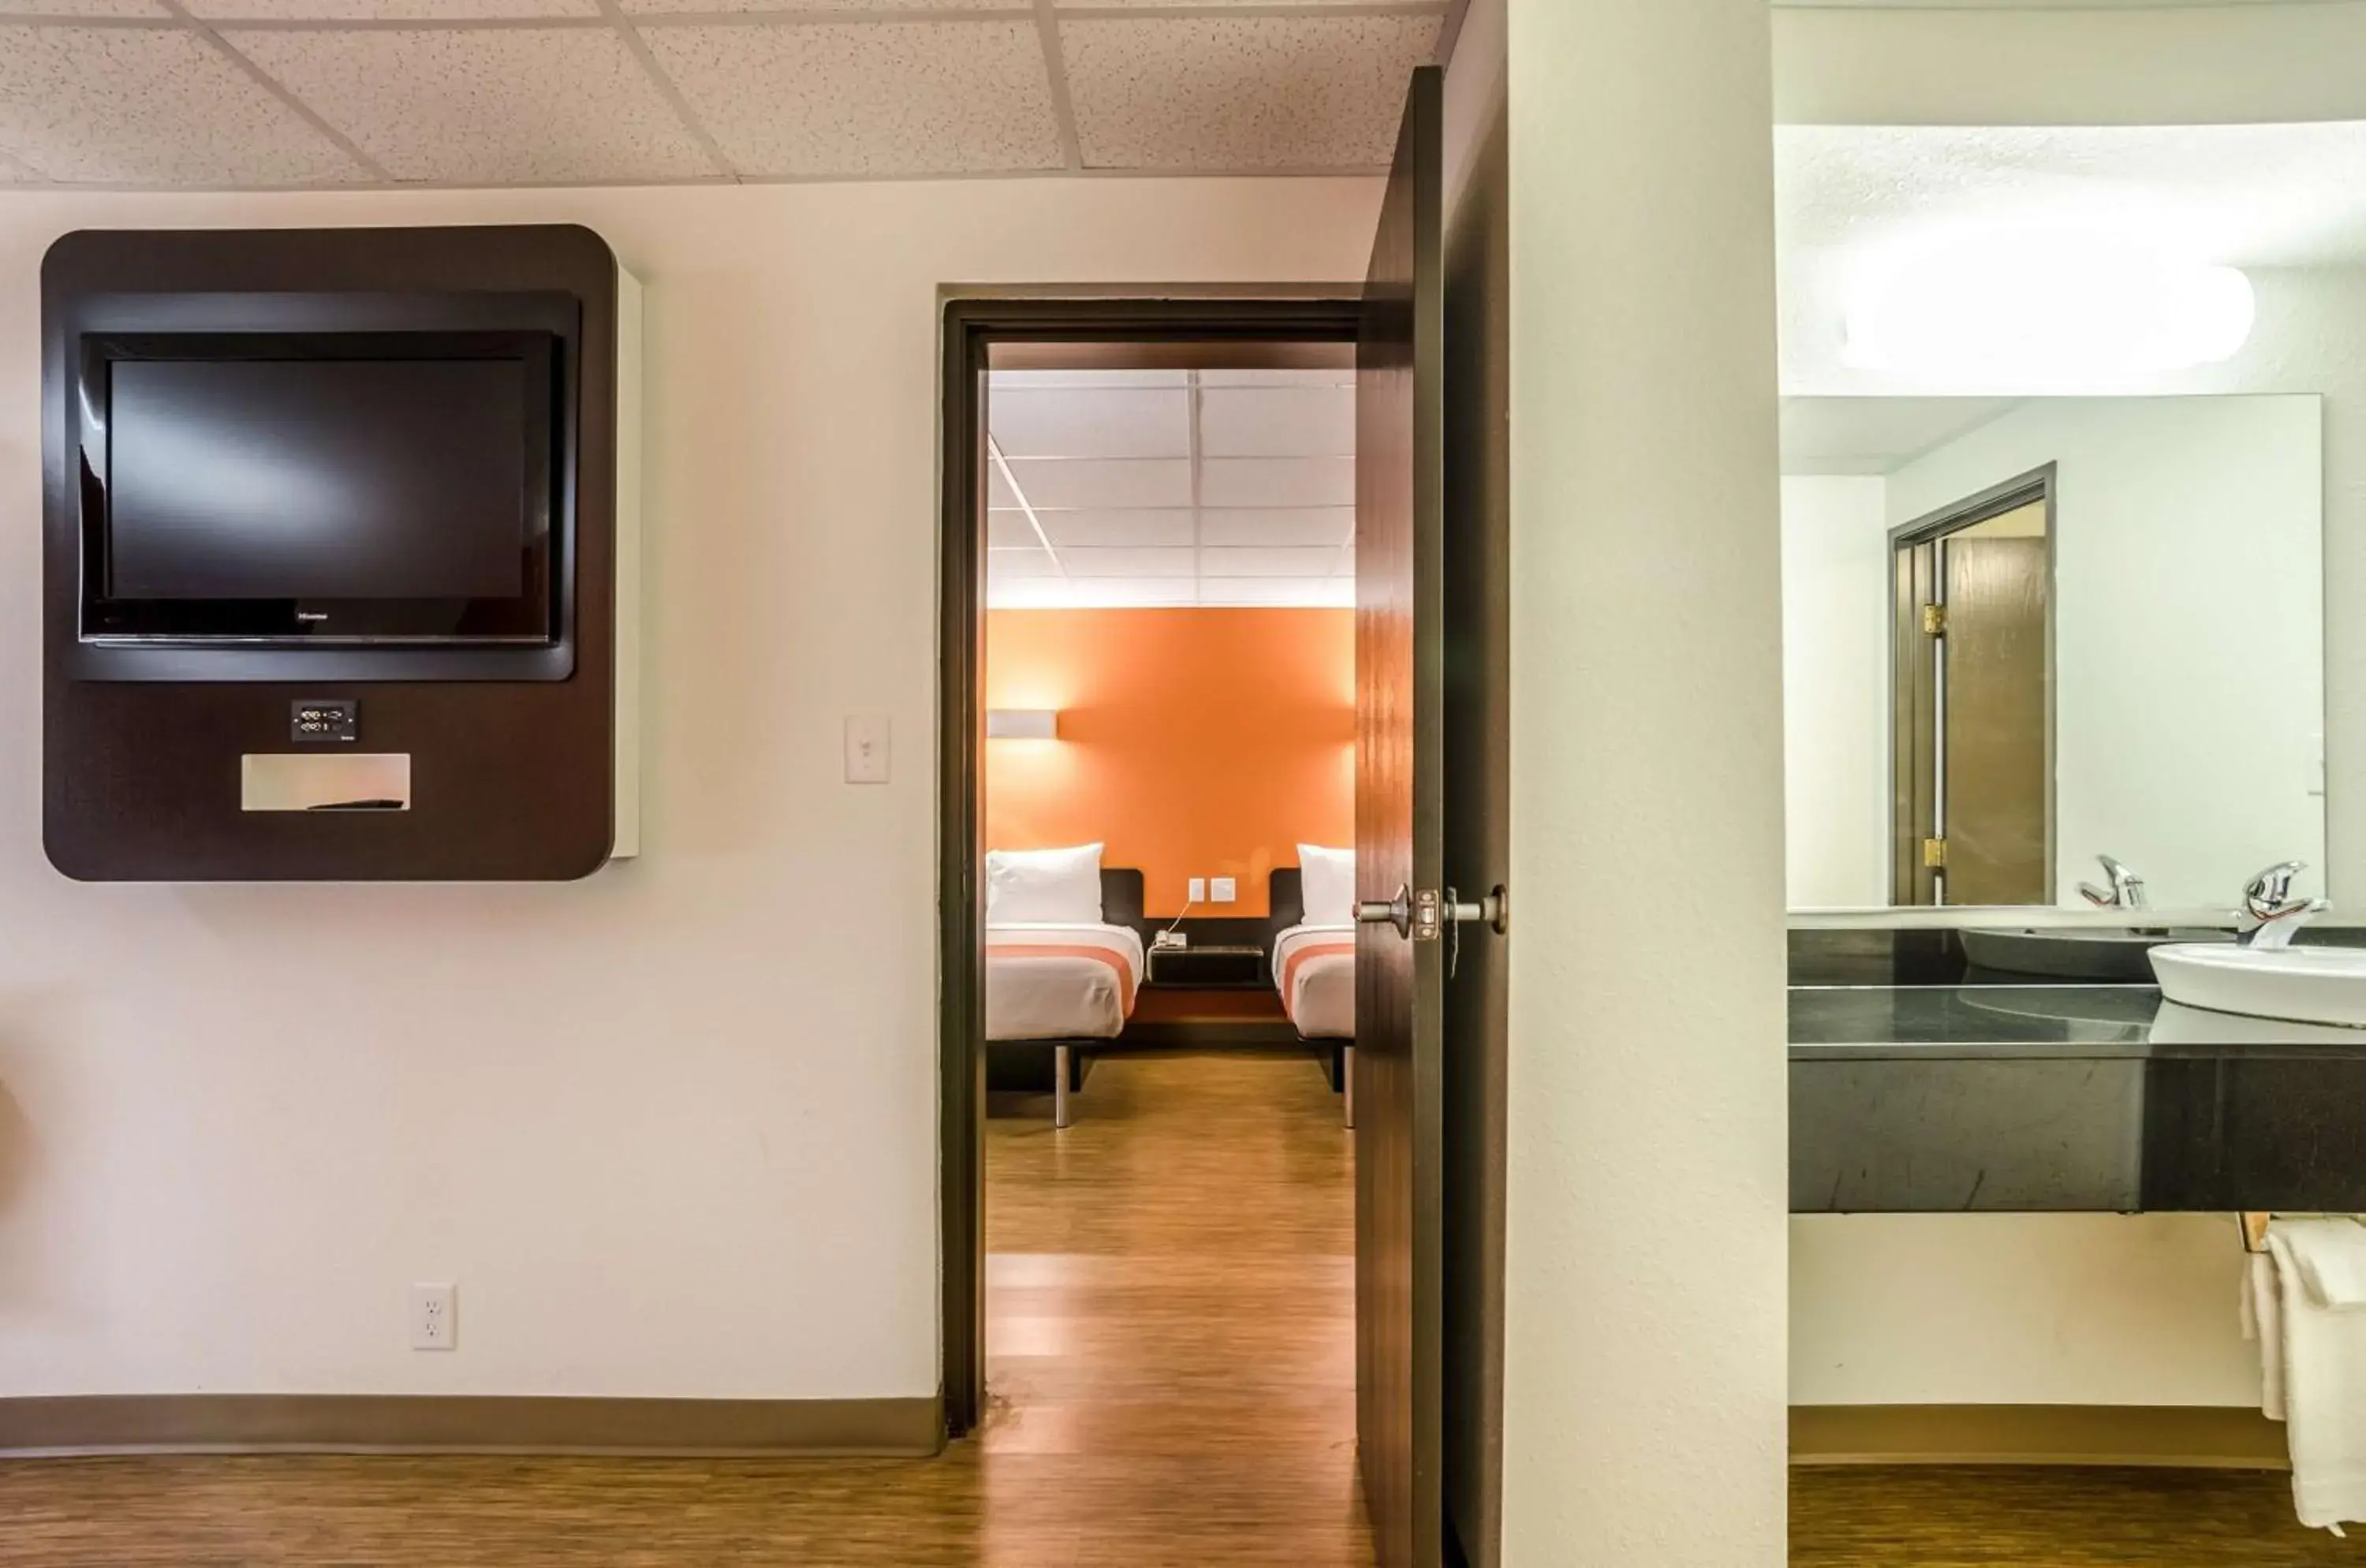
[2266,1222,2366,1532]
[2286,1219,2366,1310]
[2246,1249,2287,1423]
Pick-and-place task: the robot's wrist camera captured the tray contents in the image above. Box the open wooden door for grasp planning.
[1353,64,1446,1568]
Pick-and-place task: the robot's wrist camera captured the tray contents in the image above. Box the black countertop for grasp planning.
[1788,983,2366,1214]
[1791,983,2366,1058]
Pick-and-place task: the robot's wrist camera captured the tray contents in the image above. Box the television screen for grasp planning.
[80,330,559,644]
[107,359,530,603]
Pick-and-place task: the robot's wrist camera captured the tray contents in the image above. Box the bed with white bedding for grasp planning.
[986,922,1144,1042]
[983,847,1144,1126]
[1275,849,1358,1126]
[1273,923,1355,1040]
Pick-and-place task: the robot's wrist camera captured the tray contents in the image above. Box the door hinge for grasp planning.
[1920,603,1946,637]
[1922,837,1949,869]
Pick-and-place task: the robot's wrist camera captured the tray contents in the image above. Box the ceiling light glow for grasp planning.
[1843,230,2255,385]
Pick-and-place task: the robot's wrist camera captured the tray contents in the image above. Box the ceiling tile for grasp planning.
[989,576,1198,610]
[1200,577,1353,607]
[1061,547,1196,578]
[0,27,365,184]
[627,0,1010,9]
[1029,509,1196,548]
[986,512,1039,549]
[228,27,719,183]
[1201,546,1343,578]
[640,21,1063,177]
[1200,386,1353,458]
[193,0,591,17]
[1060,14,1439,170]
[1198,368,1353,388]
[1199,507,1353,547]
[990,387,1191,459]
[1059,0,1420,6]
[991,368,1191,390]
[987,577,1067,609]
[986,547,1062,580]
[1200,457,1355,509]
[0,0,166,13]
[997,457,1192,510]
[1778,396,2025,476]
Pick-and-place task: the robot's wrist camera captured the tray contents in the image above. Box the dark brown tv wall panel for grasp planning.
[42,224,644,881]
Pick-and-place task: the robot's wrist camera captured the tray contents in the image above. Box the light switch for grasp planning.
[1211,876,1237,904]
[845,715,891,784]
[1188,877,1207,904]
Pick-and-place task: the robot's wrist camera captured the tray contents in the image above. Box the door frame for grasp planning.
[936,293,1363,1439]
[1886,462,2058,905]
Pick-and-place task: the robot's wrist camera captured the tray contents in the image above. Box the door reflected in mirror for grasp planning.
[1782,394,2324,913]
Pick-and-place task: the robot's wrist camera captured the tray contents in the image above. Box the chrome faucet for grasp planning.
[2237,861,2330,950]
[2077,855,2148,910]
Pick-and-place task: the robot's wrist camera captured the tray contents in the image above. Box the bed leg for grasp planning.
[1343,1045,1355,1129]
[1054,1043,1073,1129]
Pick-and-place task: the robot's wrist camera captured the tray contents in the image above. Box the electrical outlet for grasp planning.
[410,1282,456,1351]
[1211,876,1237,904]
[1187,877,1207,904]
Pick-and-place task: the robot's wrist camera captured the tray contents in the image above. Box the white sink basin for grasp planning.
[2148,943,2366,1029]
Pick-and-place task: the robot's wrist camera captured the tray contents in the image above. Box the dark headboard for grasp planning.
[1267,867,1305,946]
[1101,867,1145,931]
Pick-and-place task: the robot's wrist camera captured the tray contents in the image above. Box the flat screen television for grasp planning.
[77,330,560,644]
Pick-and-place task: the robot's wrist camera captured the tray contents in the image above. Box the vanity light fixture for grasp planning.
[986,708,1059,740]
[1844,227,2255,383]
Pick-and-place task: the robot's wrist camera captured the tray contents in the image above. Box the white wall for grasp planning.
[1772,0,2366,127]
[1792,1215,2260,1408]
[1443,0,1503,218]
[0,177,1379,1400]
[1783,273,2366,1412]
[1781,476,1889,909]
[1504,0,1788,1560]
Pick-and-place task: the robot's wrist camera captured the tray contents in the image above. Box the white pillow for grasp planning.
[987,842,1105,924]
[1297,843,1357,927]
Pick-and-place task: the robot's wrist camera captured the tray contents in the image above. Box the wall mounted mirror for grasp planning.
[1782,394,2324,915]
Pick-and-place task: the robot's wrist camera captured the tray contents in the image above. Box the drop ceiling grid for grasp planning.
[0,0,1450,188]
[987,367,1353,609]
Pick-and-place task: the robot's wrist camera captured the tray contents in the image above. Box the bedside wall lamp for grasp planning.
[987,708,1060,740]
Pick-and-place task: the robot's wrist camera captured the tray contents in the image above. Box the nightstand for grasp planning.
[1129,943,1293,1046]
[1146,943,1269,987]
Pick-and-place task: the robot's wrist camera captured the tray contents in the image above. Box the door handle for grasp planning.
[1449,886,1510,935]
[1354,883,1510,950]
[1357,885,1413,939]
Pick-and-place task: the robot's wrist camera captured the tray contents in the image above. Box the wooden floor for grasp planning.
[1793,1467,2366,1565]
[5,1051,2359,1565]
[980,1047,1364,1564]
[0,1048,1364,1568]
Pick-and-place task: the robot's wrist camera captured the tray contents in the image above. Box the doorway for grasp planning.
[938,70,1501,1568]
[941,308,1371,1563]
[939,297,1364,1438]
[1890,468,2055,906]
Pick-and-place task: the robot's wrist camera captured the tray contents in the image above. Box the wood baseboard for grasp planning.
[1791,1404,2289,1470]
[0,1394,943,1459]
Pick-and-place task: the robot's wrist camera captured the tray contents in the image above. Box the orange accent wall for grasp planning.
[984,607,1354,918]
